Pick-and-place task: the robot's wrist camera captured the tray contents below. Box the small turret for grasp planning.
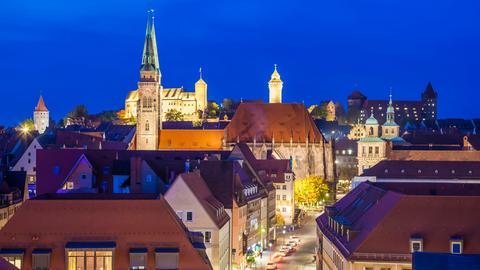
[34,95,49,134]
[268,64,283,103]
[195,67,208,113]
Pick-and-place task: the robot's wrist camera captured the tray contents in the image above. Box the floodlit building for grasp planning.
[33,96,49,134]
[268,65,283,103]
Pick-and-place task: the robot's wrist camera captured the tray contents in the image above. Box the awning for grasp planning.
[65,242,116,249]
[32,249,52,254]
[155,248,179,253]
[0,249,24,255]
[129,248,148,253]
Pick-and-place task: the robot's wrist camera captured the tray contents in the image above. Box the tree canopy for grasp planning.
[165,109,184,121]
[294,175,330,207]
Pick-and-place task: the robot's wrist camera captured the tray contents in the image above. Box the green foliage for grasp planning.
[165,109,184,121]
[64,104,88,123]
[96,110,118,122]
[294,175,330,207]
[310,102,329,119]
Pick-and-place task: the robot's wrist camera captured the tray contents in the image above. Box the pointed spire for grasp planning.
[35,95,48,112]
[422,81,437,98]
[270,64,281,81]
[140,9,160,73]
[196,67,206,84]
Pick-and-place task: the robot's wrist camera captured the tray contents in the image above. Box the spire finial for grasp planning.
[199,67,202,79]
[274,64,277,70]
[370,107,374,116]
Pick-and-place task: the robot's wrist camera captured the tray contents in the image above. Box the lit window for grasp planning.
[282,195,287,200]
[0,249,24,269]
[67,248,113,270]
[67,182,74,190]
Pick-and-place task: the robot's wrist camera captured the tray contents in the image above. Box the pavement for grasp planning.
[254,210,320,270]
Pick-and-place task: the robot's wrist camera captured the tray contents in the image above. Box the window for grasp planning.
[145,175,152,182]
[368,147,372,154]
[375,147,379,154]
[282,195,287,200]
[204,231,211,243]
[186,211,193,222]
[364,267,373,270]
[176,211,183,220]
[103,166,110,175]
[129,250,147,270]
[380,268,391,270]
[155,249,179,270]
[450,239,463,254]
[145,120,150,131]
[276,195,280,200]
[53,166,60,175]
[67,250,113,270]
[33,252,50,270]
[282,207,286,212]
[1,253,23,269]
[283,185,287,190]
[67,182,74,190]
[410,238,423,252]
[81,174,87,180]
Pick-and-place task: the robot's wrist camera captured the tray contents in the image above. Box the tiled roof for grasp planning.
[0,195,212,270]
[348,91,367,100]
[35,95,48,112]
[158,130,224,150]
[362,160,480,179]
[178,172,230,228]
[317,182,480,260]
[225,103,324,143]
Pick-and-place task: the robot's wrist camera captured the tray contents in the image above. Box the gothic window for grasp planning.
[145,120,150,131]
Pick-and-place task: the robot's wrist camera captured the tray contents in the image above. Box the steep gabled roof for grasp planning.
[178,172,230,228]
[225,103,324,143]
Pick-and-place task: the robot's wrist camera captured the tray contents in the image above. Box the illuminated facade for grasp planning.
[125,18,208,122]
[33,95,49,134]
[268,65,283,103]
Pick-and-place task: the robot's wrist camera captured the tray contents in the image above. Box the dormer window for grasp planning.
[434,169,438,174]
[451,169,456,174]
[450,238,463,254]
[410,238,423,252]
[401,169,405,174]
[418,169,422,174]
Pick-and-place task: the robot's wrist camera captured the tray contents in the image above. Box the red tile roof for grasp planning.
[317,182,480,261]
[177,172,230,228]
[225,103,324,143]
[0,195,212,270]
[34,95,48,112]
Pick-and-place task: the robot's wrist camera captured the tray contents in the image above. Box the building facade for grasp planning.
[125,17,208,123]
[165,172,231,270]
[33,96,49,134]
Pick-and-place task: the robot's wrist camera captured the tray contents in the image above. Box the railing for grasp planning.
[351,252,411,262]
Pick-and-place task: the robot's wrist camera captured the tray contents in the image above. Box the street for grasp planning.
[257,210,319,270]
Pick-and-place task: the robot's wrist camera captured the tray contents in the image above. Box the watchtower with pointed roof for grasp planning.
[421,82,438,121]
[33,95,49,134]
[136,11,162,150]
[194,68,208,114]
[268,64,283,103]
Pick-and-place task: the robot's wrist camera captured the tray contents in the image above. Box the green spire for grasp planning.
[140,10,160,72]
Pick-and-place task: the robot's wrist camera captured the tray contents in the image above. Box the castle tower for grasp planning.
[33,95,49,134]
[195,67,208,114]
[268,64,283,103]
[136,11,162,150]
[326,101,336,121]
[421,82,438,121]
[382,93,400,138]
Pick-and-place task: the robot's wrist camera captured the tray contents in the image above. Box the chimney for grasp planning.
[130,156,143,193]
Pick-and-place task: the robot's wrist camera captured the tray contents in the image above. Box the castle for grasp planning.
[124,16,207,123]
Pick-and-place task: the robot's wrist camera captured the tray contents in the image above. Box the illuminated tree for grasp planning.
[17,118,34,132]
[165,109,184,121]
[294,175,329,208]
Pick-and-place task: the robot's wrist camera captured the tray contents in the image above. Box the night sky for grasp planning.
[1,0,480,126]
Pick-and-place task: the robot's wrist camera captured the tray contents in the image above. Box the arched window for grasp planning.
[145,120,150,131]
[369,127,374,135]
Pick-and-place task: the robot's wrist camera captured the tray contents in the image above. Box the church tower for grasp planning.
[136,11,162,150]
[382,93,400,138]
[33,95,49,134]
[195,68,208,114]
[268,64,283,103]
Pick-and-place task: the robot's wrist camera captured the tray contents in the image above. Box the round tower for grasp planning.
[268,64,283,103]
[195,67,208,113]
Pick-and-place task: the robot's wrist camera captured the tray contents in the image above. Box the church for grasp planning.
[124,16,207,122]
[130,14,336,194]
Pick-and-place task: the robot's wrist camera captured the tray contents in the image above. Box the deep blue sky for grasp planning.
[1,0,480,126]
